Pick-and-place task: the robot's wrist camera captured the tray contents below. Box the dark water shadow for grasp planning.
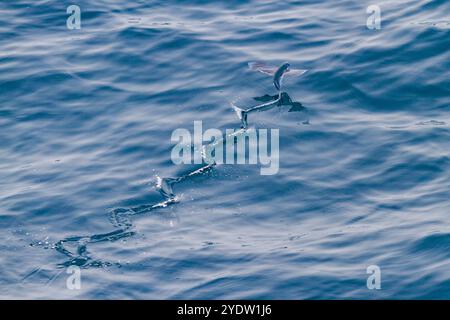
[253,91,307,113]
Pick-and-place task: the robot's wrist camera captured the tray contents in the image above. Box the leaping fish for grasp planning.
[248,61,308,91]
[233,62,307,128]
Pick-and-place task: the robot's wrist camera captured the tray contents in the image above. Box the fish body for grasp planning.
[273,63,291,91]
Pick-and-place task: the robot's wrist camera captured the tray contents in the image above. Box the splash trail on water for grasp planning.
[49,63,307,268]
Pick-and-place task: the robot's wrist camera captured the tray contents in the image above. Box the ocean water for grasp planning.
[1,0,450,299]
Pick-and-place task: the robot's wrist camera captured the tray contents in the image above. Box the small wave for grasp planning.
[416,120,446,126]
[410,21,450,30]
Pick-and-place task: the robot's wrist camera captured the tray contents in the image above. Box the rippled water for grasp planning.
[1,0,450,299]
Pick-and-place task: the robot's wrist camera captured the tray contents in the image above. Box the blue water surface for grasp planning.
[1,0,450,299]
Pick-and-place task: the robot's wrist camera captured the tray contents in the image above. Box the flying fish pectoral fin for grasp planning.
[248,61,278,76]
[286,69,308,77]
